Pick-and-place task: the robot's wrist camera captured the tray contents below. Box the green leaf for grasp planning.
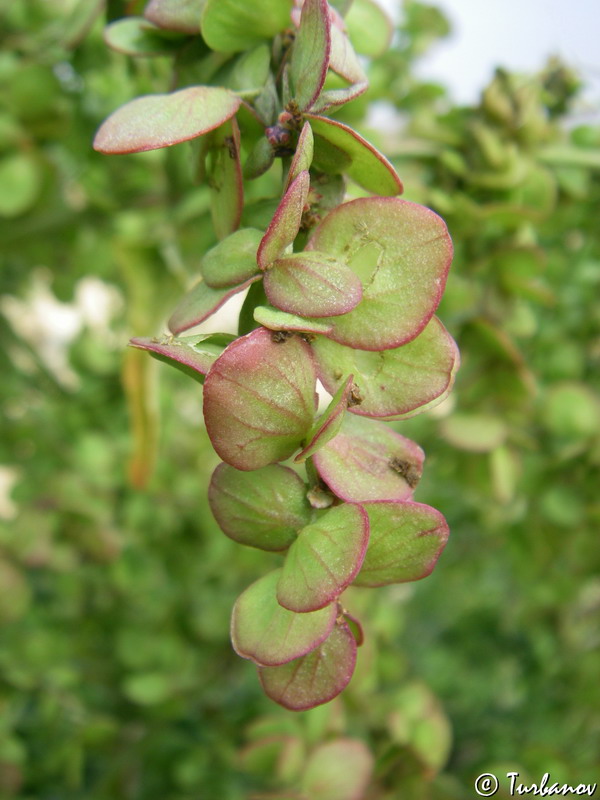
[285,121,314,190]
[312,414,424,502]
[290,0,331,111]
[168,275,259,335]
[258,620,356,710]
[253,306,334,335]
[302,738,374,800]
[208,462,313,550]
[264,251,363,318]
[203,327,317,470]
[201,0,292,52]
[277,503,369,612]
[440,413,508,453]
[231,570,337,666]
[103,18,185,56]
[129,333,234,383]
[354,501,449,587]
[258,171,310,268]
[206,118,243,240]
[306,198,452,349]
[201,227,263,288]
[295,375,354,462]
[313,317,459,418]
[0,153,41,218]
[306,114,402,195]
[309,81,368,114]
[328,21,367,84]
[345,0,393,57]
[93,86,241,154]
[144,0,205,33]
[225,45,271,94]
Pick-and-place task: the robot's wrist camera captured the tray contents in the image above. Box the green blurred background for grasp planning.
[1,1,599,798]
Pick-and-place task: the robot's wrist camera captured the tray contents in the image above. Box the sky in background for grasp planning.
[379,0,600,110]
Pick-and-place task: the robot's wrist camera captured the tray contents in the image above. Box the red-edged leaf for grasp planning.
[284,121,314,190]
[313,317,459,418]
[312,414,424,502]
[231,570,337,666]
[277,503,369,612]
[343,612,364,647]
[253,306,334,335]
[203,327,317,470]
[258,171,310,269]
[291,0,331,111]
[129,333,234,383]
[329,21,367,84]
[167,275,259,335]
[306,198,452,349]
[144,0,203,33]
[264,252,362,318]
[306,114,402,196]
[208,462,312,551]
[258,620,357,710]
[207,117,243,239]
[354,501,449,587]
[94,86,241,154]
[302,738,374,800]
[309,81,368,114]
[295,375,354,462]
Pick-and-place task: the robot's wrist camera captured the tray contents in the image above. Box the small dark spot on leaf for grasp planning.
[333,369,343,380]
[224,135,236,159]
[389,457,421,489]
[299,332,316,343]
[271,330,293,344]
[348,384,363,406]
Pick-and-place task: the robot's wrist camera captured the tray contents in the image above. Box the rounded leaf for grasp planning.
[312,414,424,502]
[313,317,459,418]
[354,501,449,587]
[290,0,331,111]
[302,738,374,800]
[264,252,363,318]
[203,328,317,470]
[277,503,369,612]
[103,18,184,56]
[130,333,234,383]
[201,228,263,288]
[231,570,337,666]
[307,197,452,349]
[253,306,334,336]
[168,275,259,335]
[93,86,241,154]
[258,620,357,710]
[201,0,292,52]
[345,0,393,57]
[144,0,204,33]
[209,462,312,551]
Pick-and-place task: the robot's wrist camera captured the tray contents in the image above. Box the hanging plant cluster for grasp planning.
[95,0,459,710]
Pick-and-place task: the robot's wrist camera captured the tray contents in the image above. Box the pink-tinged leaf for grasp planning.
[201,0,293,53]
[129,333,234,383]
[312,414,424,502]
[258,171,310,269]
[264,252,363,318]
[309,81,368,114]
[93,86,241,155]
[291,0,331,111]
[343,612,364,647]
[231,570,337,666]
[313,317,459,418]
[295,375,354,462]
[345,0,393,57]
[258,619,357,710]
[277,503,369,612]
[144,0,204,33]
[253,306,334,335]
[201,228,263,288]
[167,275,259,335]
[305,115,402,196]
[284,122,314,191]
[302,738,374,800]
[329,22,367,84]
[354,501,449,587]
[306,198,451,349]
[243,136,276,180]
[203,328,317,470]
[103,18,184,56]
[208,462,312,551]
[207,117,243,240]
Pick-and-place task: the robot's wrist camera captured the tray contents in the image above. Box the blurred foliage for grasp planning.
[0,0,599,798]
